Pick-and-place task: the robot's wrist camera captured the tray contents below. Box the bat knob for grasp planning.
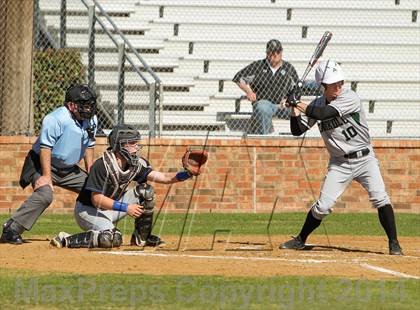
[297,81,304,89]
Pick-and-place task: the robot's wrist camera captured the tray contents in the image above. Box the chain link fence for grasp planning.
[0,0,419,138]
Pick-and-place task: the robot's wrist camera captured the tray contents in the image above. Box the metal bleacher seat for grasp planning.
[160,38,420,63]
[139,0,419,10]
[39,0,419,137]
[65,33,165,50]
[137,0,418,26]
[43,15,151,33]
[81,53,179,71]
[40,0,137,15]
[188,61,420,82]
[151,19,420,45]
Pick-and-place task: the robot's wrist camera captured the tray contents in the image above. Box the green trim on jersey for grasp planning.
[350,112,361,126]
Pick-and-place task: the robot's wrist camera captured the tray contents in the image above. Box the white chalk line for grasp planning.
[359,263,420,279]
[99,252,420,278]
[297,253,333,258]
[99,250,340,264]
[367,252,420,260]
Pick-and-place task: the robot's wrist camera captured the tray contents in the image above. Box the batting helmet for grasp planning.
[266,39,283,54]
[315,60,345,85]
[65,84,97,120]
[108,124,142,167]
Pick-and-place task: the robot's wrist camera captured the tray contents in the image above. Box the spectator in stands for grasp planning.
[0,84,98,245]
[233,39,299,134]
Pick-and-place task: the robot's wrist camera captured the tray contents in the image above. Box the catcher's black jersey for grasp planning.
[233,59,298,104]
[77,155,152,207]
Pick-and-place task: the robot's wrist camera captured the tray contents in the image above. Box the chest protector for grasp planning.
[102,150,147,199]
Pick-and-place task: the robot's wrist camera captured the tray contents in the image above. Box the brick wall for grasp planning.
[0,136,419,214]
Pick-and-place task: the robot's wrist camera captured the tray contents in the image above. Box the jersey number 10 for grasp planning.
[342,126,358,141]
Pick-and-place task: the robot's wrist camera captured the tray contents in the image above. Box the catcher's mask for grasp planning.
[108,124,142,167]
[65,84,97,120]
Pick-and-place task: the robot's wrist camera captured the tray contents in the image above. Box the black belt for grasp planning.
[344,148,370,159]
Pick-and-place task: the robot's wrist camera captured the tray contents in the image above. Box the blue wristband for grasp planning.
[176,171,192,181]
[112,201,128,212]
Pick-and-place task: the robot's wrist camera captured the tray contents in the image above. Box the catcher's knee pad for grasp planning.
[65,229,123,248]
[134,183,155,213]
[97,229,123,248]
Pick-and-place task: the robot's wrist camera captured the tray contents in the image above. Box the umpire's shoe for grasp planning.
[0,219,23,245]
[389,240,403,255]
[279,236,305,250]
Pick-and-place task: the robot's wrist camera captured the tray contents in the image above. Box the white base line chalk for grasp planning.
[99,251,338,264]
[360,263,420,279]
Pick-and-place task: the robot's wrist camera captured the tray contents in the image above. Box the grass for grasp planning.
[0,213,419,237]
[0,269,419,310]
[0,213,419,309]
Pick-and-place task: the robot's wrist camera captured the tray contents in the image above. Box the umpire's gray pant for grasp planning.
[11,165,87,231]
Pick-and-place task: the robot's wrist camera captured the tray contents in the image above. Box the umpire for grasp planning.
[0,84,98,245]
[233,39,299,134]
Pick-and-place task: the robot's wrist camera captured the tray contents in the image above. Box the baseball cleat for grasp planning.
[389,240,403,256]
[279,236,305,250]
[130,231,166,247]
[0,228,23,245]
[49,232,71,248]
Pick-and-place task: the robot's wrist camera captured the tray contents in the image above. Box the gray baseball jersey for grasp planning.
[296,88,391,219]
[299,88,371,158]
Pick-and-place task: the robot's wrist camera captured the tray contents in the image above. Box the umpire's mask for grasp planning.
[65,84,97,120]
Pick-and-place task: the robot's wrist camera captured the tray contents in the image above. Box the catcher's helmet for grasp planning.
[65,84,97,120]
[108,124,141,167]
[266,39,283,54]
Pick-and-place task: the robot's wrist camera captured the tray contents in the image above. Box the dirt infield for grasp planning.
[1,235,419,280]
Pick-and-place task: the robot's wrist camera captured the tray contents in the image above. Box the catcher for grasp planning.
[50,123,208,248]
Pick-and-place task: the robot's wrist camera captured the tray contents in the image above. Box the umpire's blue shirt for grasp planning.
[32,106,98,169]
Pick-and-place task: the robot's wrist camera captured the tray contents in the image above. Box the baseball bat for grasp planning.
[300,31,333,82]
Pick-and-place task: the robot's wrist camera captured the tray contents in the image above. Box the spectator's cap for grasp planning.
[266,39,283,54]
[315,60,345,85]
[65,84,96,104]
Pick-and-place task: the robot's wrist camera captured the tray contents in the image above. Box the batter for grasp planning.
[279,60,403,255]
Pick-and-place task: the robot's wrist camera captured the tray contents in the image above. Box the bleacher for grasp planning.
[39,0,420,138]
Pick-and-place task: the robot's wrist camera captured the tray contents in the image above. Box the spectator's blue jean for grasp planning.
[249,99,278,134]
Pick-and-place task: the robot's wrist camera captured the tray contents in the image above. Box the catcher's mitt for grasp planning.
[182,148,208,176]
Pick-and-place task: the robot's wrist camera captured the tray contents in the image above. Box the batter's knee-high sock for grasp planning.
[378,204,398,242]
[298,210,322,243]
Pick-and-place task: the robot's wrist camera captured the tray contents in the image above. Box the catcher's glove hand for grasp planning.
[182,148,208,176]
[286,81,303,107]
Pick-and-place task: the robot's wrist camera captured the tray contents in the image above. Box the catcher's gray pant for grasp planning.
[311,153,391,220]
[11,165,87,231]
[74,188,138,231]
